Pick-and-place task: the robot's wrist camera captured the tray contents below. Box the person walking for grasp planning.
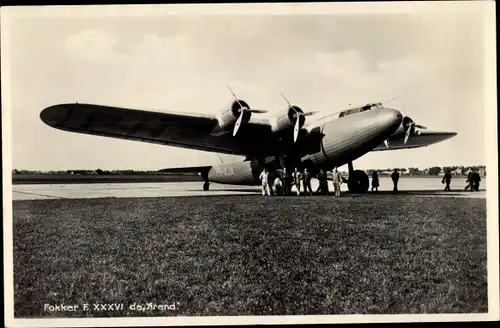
[332,167,342,197]
[371,171,379,193]
[442,169,452,191]
[472,170,481,191]
[465,170,473,191]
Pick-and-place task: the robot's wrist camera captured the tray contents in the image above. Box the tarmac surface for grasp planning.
[12,177,486,200]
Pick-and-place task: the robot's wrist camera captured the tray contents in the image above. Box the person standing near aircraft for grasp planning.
[281,167,291,196]
[259,168,270,196]
[302,168,313,196]
[442,169,452,191]
[391,168,400,193]
[317,168,329,195]
[332,167,342,197]
[371,171,379,193]
[293,167,303,195]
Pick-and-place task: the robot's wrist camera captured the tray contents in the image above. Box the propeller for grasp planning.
[280,93,318,142]
[400,104,427,144]
[227,85,267,136]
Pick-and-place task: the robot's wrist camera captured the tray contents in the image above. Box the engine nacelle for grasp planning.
[217,100,252,131]
[271,106,306,133]
[392,116,415,136]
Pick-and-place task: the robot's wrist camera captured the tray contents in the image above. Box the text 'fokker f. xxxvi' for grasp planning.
[40,87,457,193]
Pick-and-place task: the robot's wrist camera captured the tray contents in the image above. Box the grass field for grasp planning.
[12,195,487,317]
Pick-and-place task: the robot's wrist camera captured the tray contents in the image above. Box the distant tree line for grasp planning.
[12,165,485,176]
[366,165,486,176]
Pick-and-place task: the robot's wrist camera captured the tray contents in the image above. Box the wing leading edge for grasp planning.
[40,103,276,156]
[371,130,457,151]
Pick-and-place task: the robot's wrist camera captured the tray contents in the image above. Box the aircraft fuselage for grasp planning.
[208,107,403,185]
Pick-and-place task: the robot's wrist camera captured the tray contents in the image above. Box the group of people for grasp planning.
[374,168,483,193]
[441,169,482,192]
[258,167,344,196]
[370,169,399,193]
[372,169,399,193]
[259,166,483,196]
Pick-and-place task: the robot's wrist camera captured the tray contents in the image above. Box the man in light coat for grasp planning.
[259,168,271,196]
[332,167,342,197]
[292,167,303,196]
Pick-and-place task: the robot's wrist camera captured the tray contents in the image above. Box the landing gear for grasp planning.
[201,170,210,191]
[347,162,369,194]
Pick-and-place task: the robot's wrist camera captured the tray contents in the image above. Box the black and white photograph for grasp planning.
[2,2,498,327]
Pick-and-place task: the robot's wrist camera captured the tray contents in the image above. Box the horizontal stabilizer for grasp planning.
[158,166,212,174]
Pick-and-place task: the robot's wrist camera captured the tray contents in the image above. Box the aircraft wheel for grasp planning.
[348,170,369,194]
[203,182,210,191]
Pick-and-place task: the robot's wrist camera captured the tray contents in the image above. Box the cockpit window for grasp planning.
[340,102,382,117]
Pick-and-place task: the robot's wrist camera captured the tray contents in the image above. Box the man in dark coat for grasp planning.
[281,167,292,196]
[317,169,329,195]
[391,169,400,193]
[472,171,481,191]
[371,171,379,193]
[442,170,452,191]
[465,171,473,191]
[302,168,313,196]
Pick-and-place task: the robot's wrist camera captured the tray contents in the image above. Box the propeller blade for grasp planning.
[227,84,238,100]
[248,109,268,114]
[303,111,318,116]
[415,124,427,129]
[293,118,300,142]
[233,113,244,136]
[280,93,293,108]
[404,127,411,144]
[384,139,390,149]
[401,104,408,117]
[227,84,245,109]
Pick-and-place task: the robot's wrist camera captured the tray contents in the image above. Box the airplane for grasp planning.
[39,88,457,193]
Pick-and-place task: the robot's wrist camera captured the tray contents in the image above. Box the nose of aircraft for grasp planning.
[376,107,403,133]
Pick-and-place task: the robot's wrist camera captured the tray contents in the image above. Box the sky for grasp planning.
[2,3,495,171]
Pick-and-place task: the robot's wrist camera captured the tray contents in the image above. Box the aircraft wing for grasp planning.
[40,103,277,156]
[371,130,457,151]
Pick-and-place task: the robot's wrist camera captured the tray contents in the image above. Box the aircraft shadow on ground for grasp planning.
[351,189,485,196]
[186,188,484,196]
[186,188,260,193]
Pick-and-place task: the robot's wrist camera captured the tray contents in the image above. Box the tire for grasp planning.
[203,182,210,191]
[348,170,369,194]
